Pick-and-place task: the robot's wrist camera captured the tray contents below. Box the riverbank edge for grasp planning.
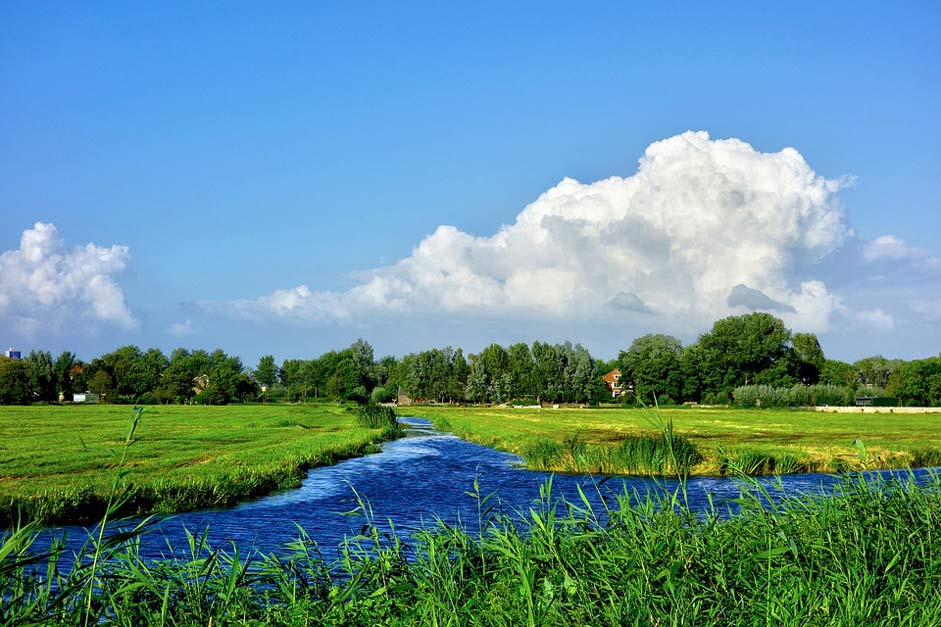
[406,406,939,478]
[0,425,403,528]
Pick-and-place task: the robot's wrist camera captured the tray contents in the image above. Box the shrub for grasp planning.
[370,386,394,404]
[732,384,852,408]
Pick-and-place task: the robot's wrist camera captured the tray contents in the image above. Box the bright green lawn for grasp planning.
[405,405,941,475]
[0,404,392,524]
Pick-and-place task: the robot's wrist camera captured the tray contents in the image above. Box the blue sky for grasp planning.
[2,1,940,365]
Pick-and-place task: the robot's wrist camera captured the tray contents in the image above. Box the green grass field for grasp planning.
[405,405,941,475]
[0,404,396,524]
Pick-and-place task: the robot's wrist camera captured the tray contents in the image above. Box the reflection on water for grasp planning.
[37,417,937,562]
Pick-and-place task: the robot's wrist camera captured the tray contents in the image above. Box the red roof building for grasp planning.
[603,368,627,398]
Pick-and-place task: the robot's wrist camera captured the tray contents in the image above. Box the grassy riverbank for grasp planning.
[0,404,399,525]
[406,405,941,476]
[3,472,940,626]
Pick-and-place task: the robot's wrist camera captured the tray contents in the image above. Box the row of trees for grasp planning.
[618,315,826,405]
[616,313,937,406]
[389,342,613,405]
[1,312,938,406]
[0,346,252,405]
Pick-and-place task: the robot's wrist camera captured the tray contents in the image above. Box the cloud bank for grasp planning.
[227,131,863,333]
[0,222,136,335]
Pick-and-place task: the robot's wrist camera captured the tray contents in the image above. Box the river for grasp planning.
[36,417,934,562]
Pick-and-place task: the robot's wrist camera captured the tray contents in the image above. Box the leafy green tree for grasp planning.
[566,344,596,404]
[255,355,278,388]
[464,366,489,403]
[0,357,31,404]
[696,313,792,399]
[373,355,398,392]
[370,386,394,403]
[532,342,565,403]
[853,356,902,388]
[53,351,77,399]
[88,369,113,398]
[471,344,511,402]
[792,332,824,384]
[198,349,255,404]
[447,348,469,402]
[347,338,376,393]
[619,335,684,404]
[24,350,56,402]
[507,343,535,399]
[679,344,705,403]
[326,372,346,401]
[95,346,143,397]
[819,359,856,387]
[69,361,88,396]
[154,348,210,403]
[887,357,941,406]
[128,348,168,398]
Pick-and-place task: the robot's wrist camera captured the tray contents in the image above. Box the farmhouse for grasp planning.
[603,368,627,398]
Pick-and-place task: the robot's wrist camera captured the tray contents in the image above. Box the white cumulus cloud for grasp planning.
[0,222,136,334]
[217,131,858,332]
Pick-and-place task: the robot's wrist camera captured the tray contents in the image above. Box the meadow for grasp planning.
[0,404,399,525]
[406,405,941,476]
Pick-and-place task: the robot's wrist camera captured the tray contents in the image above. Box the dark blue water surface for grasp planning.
[37,418,938,562]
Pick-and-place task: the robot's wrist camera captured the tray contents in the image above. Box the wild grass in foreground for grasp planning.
[2,471,940,626]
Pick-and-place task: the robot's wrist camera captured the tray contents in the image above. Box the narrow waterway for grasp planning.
[38,418,935,562]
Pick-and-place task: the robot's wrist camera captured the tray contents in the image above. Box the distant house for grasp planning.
[397,387,413,406]
[603,369,627,399]
[4,348,21,359]
[72,392,100,403]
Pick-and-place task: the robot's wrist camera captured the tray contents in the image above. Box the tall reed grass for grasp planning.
[355,403,401,437]
[3,471,940,626]
[523,418,702,477]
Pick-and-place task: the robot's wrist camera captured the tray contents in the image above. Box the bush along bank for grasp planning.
[731,383,901,408]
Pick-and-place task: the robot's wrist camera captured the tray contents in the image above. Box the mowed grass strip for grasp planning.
[0,404,394,524]
[406,405,941,475]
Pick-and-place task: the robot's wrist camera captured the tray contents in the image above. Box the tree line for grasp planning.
[1,312,938,406]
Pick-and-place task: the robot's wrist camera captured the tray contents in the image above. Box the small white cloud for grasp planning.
[167,318,196,338]
[855,308,894,330]
[0,222,136,334]
[864,234,940,269]
[864,235,910,261]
